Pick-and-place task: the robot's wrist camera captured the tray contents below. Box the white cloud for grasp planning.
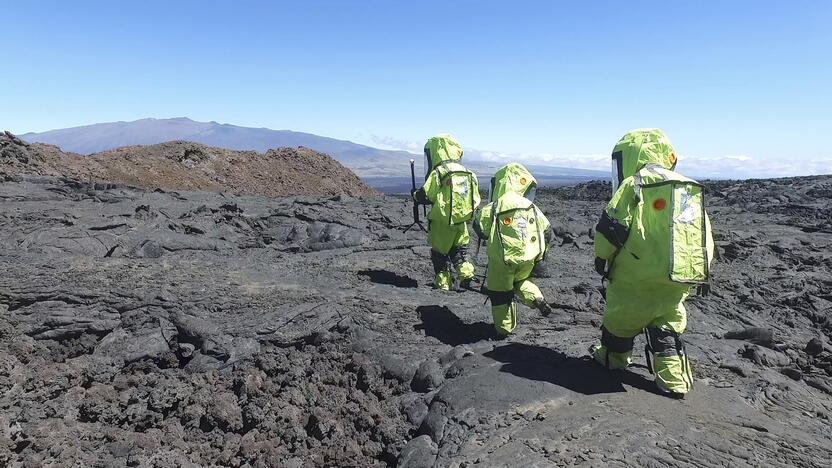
[465,151,832,179]
[678,154,832,179]
[466,149,609,171]
[367,135,423,154]
[365,134,832,179]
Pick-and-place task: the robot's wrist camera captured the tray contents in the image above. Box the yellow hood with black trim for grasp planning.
[489,162,537,202]
[424,134,463,174]
[611,128,677,192]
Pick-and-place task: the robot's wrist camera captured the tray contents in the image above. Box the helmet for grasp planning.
[424,134,463,178]
[489,162,538,203]
[611,128,677,193]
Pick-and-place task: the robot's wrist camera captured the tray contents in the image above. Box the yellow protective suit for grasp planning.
[412,134,480,290]
[593,129,714,397]
[473,163,552,335]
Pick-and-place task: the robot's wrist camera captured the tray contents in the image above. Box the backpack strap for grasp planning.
[633,171,643,203]
[533,205,546,263]
[633,164,667,202]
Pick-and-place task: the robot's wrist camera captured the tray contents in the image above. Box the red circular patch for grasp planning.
[502,217,512,225]
[653,198,667,210]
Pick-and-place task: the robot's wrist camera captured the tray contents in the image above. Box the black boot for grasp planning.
[533,298,552,317]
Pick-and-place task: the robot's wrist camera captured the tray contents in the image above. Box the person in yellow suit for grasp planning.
[592,128,714,398]
[412,134,480,290]
[473,163,554,336]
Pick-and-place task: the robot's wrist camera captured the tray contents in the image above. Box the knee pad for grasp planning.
[644,327,681,358]
[430,249,451,274]
[644,327,687,370]
[449,246,468,266]
[601,326,635,354]
[488,290,515,306]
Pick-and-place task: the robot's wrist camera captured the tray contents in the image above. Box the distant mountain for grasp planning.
[20,117,608,187]
[20,117,415,177]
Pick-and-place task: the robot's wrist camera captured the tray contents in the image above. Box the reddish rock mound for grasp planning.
[0,132,377,197]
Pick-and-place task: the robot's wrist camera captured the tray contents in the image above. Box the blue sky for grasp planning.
[1,1,830,177]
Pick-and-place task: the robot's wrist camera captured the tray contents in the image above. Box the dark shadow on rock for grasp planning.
[358,269,418,288]
[484,343,661,396]
[415,305,496,346]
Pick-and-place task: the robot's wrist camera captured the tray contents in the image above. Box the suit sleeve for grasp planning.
[413,170,440,205]
[473,203,493,241]
[594,180,635,260]
[423,170,441,204]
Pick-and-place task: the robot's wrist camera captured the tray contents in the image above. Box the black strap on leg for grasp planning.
[449,245,469,267]
[644,327,690,385]
[486,289,515,307]
[481,286,514,306]
[430,249,451,274]
[643,328,655,374]
[601,326,635,353]
[644,326,678,358]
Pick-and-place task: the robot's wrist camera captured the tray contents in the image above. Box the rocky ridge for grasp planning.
[0,131,377,198]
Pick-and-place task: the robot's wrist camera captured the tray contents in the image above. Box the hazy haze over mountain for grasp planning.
[21,117,419,178]
[20,118,607,187]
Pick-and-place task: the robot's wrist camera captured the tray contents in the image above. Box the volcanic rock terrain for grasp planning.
[1,136,831,466]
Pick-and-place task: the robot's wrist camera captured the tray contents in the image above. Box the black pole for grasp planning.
[403,159,426,232]
[420,159,428,217]
[410,159,420,223]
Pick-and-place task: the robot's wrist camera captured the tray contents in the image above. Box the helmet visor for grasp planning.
[525,184,537,202]
[611,151,623,194]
